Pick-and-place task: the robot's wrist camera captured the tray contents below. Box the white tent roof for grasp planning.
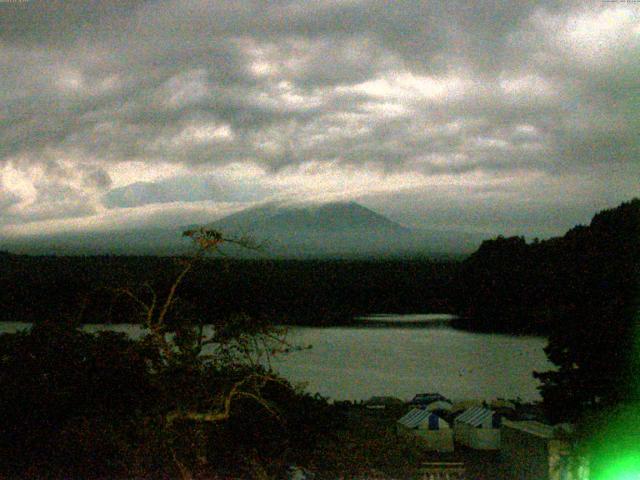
[454,406,500,428]
[502,420,564,438]
[398,409,450,430]
[451,399,483,413]
[425,400,453,412]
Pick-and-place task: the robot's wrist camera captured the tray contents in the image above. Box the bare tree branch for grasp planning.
[165,373,286,426]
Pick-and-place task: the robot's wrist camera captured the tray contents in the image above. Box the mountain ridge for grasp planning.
[206,200,410,234]
[1,200,481,257]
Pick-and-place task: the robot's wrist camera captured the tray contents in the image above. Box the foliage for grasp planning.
[0,226,443,479]
[453,235,540,331]
[0,319,156,477]
[454,200,639,331]
[0,228,326,478]
[533,199,640,423]
[305,405,431,479]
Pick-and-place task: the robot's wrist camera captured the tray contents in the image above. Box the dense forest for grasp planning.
[0,255,457,326]
[453,198,640,335]
[454,198,639,479]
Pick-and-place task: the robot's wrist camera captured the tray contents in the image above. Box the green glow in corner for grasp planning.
[586,384,640,480]
[596,455,640,480]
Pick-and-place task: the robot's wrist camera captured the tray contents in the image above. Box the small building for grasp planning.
[364,396,404,410]
[397,408,454,452]
[453,406,501,450]
[500,420,586,480]
[409,392,448,407]
[424,399,454,423]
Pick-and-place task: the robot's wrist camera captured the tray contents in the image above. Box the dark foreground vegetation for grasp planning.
[451,199,639,415]
[0,231,435,479]
[0,317,441,479]
[454,198,639,335]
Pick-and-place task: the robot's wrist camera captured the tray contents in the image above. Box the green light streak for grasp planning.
[588,300,640,480]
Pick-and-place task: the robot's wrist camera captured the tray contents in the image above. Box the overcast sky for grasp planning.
[1,0,638,239]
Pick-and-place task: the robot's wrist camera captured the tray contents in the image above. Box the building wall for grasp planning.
[454,423,500,450]
[500,425,550,480]
[454,422,474,446]
[397,424,454,452]
[415,427,454,452]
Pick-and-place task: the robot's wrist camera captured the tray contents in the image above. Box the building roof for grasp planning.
[410,393,447,404]
[365,396,403,405]
[454,406,500,428]
[502,420,558,438]
[398,408,450,430]
[451,399,483,413]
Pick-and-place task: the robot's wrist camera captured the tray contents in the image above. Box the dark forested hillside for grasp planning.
[453,198,640,335]
[452,198,640,452]
[0,255,458,326]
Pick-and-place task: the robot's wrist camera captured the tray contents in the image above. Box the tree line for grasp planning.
[0,254,458,326]
[454,199,639,334]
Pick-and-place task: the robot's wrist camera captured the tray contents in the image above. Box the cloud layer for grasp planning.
[1,0,638,237]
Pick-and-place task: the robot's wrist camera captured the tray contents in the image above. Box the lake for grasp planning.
[0,314,552,402]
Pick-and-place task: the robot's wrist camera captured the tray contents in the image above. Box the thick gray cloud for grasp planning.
[0,0,637,233]
[0,191,20,214]
[1,182,96,225]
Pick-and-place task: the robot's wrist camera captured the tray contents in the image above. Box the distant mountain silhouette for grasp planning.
[0,201,482,257]
[209,201,408,234]
[202,200,469,258]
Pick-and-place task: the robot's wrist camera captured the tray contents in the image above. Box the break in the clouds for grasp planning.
[103,173,273,208]
[0,0,638,238]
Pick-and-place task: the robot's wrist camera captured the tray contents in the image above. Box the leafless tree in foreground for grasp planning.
[114,228,303,479]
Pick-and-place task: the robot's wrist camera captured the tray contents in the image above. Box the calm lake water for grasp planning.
[0,314,552,402]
